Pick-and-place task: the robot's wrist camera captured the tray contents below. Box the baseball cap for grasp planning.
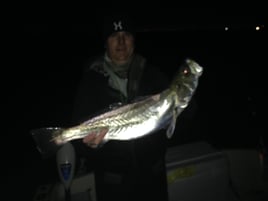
[102,13,136,41]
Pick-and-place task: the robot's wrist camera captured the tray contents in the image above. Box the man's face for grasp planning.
[106,31,134,65]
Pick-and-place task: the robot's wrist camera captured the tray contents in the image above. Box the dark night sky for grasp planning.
[11,9,267,200]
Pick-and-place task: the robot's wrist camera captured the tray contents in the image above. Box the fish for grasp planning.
[31,58,203,157]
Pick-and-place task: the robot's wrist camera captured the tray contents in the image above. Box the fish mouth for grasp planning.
[186,58,203,76]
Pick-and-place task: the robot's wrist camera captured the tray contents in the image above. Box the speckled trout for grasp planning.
[31,58,203,156]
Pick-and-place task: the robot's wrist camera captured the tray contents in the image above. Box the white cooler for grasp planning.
[166,141,239,201]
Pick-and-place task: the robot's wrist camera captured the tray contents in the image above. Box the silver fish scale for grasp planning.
[104,94,173,140]
[58,95,160,142]
[94,95,163,139]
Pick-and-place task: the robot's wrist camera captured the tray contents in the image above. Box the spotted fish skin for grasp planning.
[31,58,203,156]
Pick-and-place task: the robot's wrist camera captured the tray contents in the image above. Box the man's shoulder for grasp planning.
[135,54,170,90]
[143,59,168,79]
[132,53,164,74]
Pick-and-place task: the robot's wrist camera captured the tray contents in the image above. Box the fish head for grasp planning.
[185,58,203,77]
[177,58,203,81]
[171,58,203,104]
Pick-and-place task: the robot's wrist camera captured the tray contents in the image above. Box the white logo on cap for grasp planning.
[113,21,123,31]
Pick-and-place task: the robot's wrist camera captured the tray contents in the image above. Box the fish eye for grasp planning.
[182,67,191,76]
[183,69,188,74]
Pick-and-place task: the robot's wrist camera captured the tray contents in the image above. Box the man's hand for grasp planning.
[82,128,108,148]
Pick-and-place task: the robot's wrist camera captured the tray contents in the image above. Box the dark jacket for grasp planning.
[71,53,170,201]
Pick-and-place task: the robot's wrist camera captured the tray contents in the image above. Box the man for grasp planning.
[71,13,169,201]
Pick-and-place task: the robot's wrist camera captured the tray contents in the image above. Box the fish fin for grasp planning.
[166,110,178,139]
[84,127,109,149]
[31,127,64,158]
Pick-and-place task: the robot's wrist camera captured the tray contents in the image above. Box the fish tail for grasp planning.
[31,127,65,158]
